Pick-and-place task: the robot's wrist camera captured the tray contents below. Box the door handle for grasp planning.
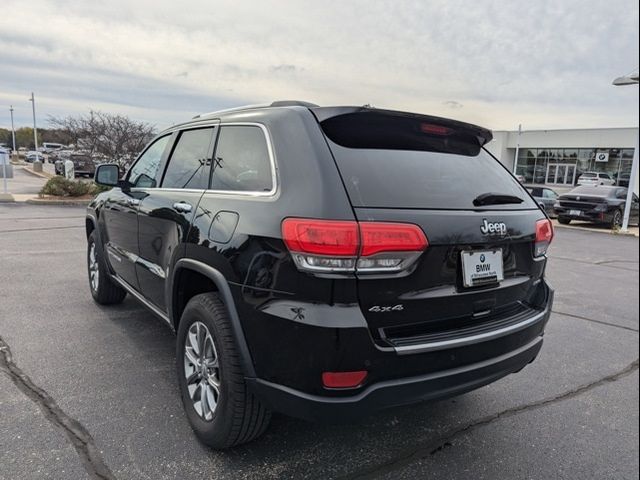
[173,202,193,213]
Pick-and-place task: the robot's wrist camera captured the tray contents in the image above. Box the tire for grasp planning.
[176,293,271,449]
[611,209,623,228]
[558,217,571,225]
[87,231,126,305]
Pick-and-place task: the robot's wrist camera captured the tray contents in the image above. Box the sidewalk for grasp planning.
[552,219,639,237]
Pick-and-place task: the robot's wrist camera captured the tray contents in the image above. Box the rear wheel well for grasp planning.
[173,268,219,329]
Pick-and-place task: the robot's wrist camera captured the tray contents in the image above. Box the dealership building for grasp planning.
[486,127,638,193]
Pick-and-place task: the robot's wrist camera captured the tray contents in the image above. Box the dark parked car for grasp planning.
[554,185,639,227]
[527,186,558,217]
[86,102,554,448]
[54,153,97,177]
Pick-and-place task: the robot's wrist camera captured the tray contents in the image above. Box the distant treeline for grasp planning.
[1,112,156,166]
[0,126,72,149]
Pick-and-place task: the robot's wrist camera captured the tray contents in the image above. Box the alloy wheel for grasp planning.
[89,243,99,291]
[184,321,221,421]
[614,210,622,227]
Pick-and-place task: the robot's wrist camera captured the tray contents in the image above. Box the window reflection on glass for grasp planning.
[211,126,273,192]
[128,135,171,188]
[162,128,214,189]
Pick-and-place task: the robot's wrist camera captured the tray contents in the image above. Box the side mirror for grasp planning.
[94,164,120,187]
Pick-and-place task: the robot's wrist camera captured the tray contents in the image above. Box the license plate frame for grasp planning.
[569,209,581,216]
[461,249,504,288]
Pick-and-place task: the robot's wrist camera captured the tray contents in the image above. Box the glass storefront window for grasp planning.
[564,149,578,161]
[516,149,537,183]
[577,149,594,176]
[617,149,635,186]
[513,146,633,186]
[591,149,619,178]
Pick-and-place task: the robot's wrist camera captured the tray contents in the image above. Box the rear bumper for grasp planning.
[247,336,543,422]
[246,283,553,422]
[554,206,611,223]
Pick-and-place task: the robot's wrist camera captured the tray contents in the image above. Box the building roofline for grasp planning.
[493,126,637,134]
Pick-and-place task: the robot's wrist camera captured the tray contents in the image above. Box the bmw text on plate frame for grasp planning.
[461,249,505,287]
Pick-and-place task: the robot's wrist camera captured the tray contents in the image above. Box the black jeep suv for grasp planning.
[86,101,554,448]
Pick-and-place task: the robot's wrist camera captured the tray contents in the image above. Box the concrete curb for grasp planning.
[552,222,639,237]
[0,193,15,203]
[19,166,54,179]
[26,197,91,206]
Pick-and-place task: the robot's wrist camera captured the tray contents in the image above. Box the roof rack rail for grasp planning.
[192,100,319,119]
[270,100,319,108]
[192,103,272,119]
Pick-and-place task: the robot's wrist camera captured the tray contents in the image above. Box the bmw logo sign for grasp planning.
[480,254,486,263]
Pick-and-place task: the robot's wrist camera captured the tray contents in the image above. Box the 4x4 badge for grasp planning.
[480,219,507,235]
[368,304,404,313]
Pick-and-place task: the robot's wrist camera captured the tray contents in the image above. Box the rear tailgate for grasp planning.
[312,107,548,341]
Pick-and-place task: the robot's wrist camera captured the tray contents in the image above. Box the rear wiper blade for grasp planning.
[473,192,524,206]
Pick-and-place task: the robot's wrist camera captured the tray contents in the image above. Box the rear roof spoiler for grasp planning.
[310,106,493,146]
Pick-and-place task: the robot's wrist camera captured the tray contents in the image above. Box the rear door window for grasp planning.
[162,127,215,189]
[211,126,273,192]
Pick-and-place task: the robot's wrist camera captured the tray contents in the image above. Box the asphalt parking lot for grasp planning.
[1,203,638,480]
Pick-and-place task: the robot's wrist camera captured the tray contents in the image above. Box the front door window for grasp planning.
[128,135,171,188]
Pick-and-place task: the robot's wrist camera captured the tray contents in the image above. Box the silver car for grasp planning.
[527,186,559,217]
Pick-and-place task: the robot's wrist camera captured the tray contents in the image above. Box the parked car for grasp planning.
[614,171,631,187]
[527,186,558,217]
[577,171,615,186]
[554,185,640,227]
[514,174,526,184]
[39,142,67,153]
[25,151,44,163]
[87,102,554,448]
[54,153,97,177]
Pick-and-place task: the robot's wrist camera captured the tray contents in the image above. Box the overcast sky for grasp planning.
[1,0,638,132]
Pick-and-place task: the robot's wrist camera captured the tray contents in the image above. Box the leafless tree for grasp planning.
[48,111,156,168]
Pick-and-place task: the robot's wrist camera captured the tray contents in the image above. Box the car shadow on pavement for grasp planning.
[96,298,480,478]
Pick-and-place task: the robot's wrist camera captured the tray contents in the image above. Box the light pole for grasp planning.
[612,72,639,232]
[9,106,16,153]
[28,92,38,152]
[513,124,522,175]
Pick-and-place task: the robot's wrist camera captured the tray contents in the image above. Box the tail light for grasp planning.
[534,218,553,257]
[281,218,428,275]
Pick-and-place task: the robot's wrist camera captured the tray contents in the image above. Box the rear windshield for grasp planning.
[581,172,597,177]
[326,140,537,210]
[570,186,615,196]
